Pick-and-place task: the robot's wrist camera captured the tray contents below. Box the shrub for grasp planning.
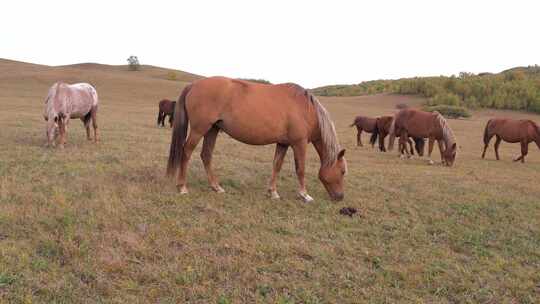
[127,56,140,71]
[429,93,461,106]
[239,78,272,84]
[424,105,471,118]
[167,71,177,81]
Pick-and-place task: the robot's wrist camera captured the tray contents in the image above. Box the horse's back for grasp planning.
[395,109,437,138]
[186,77,316,145]
[488,118,534,142]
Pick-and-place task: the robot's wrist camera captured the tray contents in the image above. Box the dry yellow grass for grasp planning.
[0,59,539,303]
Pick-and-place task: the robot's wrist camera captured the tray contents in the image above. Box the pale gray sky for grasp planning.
[2,0,538,87]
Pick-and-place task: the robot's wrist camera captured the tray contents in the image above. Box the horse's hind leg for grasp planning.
[292,141,313,203]
[268,143,288,199]
[177,130,205,194]
[514,140,528,163]
[407,138,414,156]
[482,132,494,159]
[494,136,502,160]
[200,127,224,193]
[356,127,363,147]
[91,106,98,143]
[399,133,410,159]
[82,113,92,140]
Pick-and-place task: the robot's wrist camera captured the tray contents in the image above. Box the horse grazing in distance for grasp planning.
[389,109,457,166]
[167,77,347,202]
[369,115,425,155]
[43,82,99,148]
[481,118,540,163]
[157,99,176,128]
[350,115,377,147]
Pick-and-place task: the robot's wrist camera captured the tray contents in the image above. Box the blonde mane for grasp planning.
[434,111,457,149]
[310,94,340,166]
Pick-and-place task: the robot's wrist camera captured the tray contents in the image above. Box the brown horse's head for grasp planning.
[442,143,457,166]
[319,149,347,201]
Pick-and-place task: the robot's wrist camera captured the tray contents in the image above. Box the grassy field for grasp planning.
[1,59,539,303]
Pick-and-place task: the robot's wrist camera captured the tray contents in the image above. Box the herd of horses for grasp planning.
[43,77,540,202]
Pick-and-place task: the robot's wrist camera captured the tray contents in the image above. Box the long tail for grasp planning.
[166,84,192,177]
[369,120,379,146]
[388,117,397,151]
[483,119,492,145]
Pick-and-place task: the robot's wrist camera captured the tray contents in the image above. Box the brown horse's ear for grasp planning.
[338,149,346,159]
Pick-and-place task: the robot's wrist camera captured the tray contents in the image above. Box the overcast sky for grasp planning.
[2,0,538,87]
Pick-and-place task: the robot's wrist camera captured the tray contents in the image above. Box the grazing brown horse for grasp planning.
[389,109,457,166]
[369,116,425,155]
[43,82,99,148]
[481,118,540,163]
[350,115,377,147]
[157,99,176,127]
[167,77,347,202]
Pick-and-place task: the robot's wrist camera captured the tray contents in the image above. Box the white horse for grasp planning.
[43,82,99,148]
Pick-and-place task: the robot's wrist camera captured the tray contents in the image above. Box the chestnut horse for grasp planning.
[350,116,377,147]
[369,115,425,155]
[43,82,99,148]
[167,77,347,202]
[157,99,176,128]
[389,109,457,166]
[481,118,540,163]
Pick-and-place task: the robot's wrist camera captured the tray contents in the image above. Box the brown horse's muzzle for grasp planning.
[330,192,344,201]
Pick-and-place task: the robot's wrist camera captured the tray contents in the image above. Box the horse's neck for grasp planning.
[312,140,328,166]
[436,117,454,149]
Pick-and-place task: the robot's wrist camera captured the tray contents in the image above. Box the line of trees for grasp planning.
[312,65,540,113]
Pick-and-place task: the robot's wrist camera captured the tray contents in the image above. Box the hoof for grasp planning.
[399,154,406,159]
[177,185,188,194]
[298,192,314,203]
[268,190,280,200]
[212,185,225,193]
[428,159,434,165]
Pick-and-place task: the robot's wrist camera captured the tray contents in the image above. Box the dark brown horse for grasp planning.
[167,77,347,202]
[389,109,457,166]
[481,118,540,163]
[369,116,425,155]
[157,99,176,128]
[350,115,378,147]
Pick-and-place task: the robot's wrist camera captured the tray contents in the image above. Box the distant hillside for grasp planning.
[0,58,204,106]
[312,65,540,113]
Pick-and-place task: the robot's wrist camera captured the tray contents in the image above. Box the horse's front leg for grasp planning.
[268,144,288,199]
[427,137,435,165]
[58,118,67,149]
[437,140,446,165]
[292,141,313,203]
